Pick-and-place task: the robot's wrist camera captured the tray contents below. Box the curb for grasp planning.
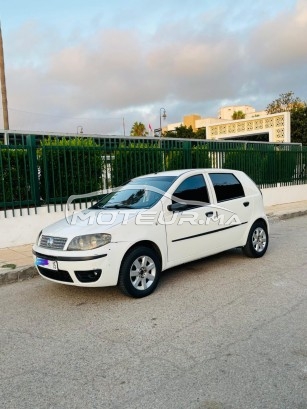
[0,265,38,286]
[266,209,307,221]
[278,209,307,220]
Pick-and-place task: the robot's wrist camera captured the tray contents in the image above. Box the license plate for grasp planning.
[36,258,58,270]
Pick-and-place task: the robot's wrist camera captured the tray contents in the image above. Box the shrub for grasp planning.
[191,144,212,168]
[269,149,299,184]
[111,142,163,187]
[0,147,31,204]
[39,137,104,202]
[165,144,212,170]
[223,146,298,185]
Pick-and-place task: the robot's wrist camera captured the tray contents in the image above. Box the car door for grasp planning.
[163,173,221,265]
[207,172,253,250]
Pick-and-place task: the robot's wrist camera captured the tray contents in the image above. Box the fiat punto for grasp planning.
[33,169,269,297]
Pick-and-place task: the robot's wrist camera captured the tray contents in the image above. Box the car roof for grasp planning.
[136,169,242,178]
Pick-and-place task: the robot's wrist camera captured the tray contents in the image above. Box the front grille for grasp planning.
[38,266,73,283]
[39,235,67,250]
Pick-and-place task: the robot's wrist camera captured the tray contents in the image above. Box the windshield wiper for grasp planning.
[103,203,134,209]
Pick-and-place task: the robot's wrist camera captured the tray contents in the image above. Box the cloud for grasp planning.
[249,0,307,68]
[45,23,244,111]
[3,0,307,133]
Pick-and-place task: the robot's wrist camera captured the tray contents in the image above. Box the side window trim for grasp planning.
[209,172,245,203]
[172,174,211,208]
[203,173,215,204]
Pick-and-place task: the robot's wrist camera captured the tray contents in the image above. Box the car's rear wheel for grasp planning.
[243,221,268,258]
[118,246,161,298]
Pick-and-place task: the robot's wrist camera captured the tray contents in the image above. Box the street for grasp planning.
[0,216,307,409]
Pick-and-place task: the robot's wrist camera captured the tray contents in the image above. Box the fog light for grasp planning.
[75,269,102,283]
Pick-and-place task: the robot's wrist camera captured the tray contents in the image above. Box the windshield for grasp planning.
[91,176,177,210]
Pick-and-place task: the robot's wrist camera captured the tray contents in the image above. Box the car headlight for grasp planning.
[67,233,111,251]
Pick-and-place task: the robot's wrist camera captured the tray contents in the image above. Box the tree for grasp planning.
[266,91,306,114]
[266,92,307,145]
[163,124,195,139]
[176,125,195,138]
[232,110,245,120]
[162,125,206,139]
[194,127,207,139]
[290,106,307,145]
[130,122,148,137]
[163,130,177,138]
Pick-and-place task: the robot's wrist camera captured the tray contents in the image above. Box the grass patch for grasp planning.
[1,263,16,269]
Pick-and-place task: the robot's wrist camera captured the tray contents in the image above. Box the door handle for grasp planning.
[243,202,249,207]
[205,211,214,217]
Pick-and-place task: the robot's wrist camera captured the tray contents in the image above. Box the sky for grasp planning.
[1,0,307,135]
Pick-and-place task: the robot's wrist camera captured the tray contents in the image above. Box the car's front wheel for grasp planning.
[243,221,268,258]
[118,246,161,298]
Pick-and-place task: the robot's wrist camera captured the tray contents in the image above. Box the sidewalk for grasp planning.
[265,200,307,220]
[1,200,307,286]
[0,243,36,285]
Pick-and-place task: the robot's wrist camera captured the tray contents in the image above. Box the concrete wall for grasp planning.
[0,184,307,248]
[261,184,307,207]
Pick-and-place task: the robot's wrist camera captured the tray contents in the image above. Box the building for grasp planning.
[166,105,290,143]
[218,105,266,120]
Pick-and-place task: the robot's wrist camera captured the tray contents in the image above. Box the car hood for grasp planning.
[41,208,141,237]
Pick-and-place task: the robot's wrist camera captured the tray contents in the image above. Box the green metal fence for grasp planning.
[0,141,40,217]
[1,133,307,217]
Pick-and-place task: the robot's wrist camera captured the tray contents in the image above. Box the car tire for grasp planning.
[243,220,268,258]
[118,246,161,298]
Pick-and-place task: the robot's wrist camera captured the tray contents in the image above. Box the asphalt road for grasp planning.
[1,216,307,409]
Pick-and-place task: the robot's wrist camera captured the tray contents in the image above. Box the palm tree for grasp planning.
[130,122,148,137]
[232,110,245,120]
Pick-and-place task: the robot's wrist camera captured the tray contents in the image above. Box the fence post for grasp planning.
[4,131,9,145]
[183,141,192,168]
[26,135,40,207]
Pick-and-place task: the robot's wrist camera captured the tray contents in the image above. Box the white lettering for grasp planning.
[96,212,117,225]
[225,214,241,226]
[158,211,178,225]
[205,214,225,225]
[70,211,96,225]
[178,212,199,225]
[118,210,137,225]
[136,212,157,225]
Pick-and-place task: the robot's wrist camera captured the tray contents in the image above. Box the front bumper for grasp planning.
[32,241,131,287]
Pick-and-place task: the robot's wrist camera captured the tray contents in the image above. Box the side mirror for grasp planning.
[167,202,189,212]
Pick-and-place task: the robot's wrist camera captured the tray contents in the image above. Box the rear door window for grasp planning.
[209,173,245,202]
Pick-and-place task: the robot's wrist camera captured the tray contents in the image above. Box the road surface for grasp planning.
[1,216,307,409]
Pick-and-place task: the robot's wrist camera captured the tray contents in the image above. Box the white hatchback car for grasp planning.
[33,169,269,297]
